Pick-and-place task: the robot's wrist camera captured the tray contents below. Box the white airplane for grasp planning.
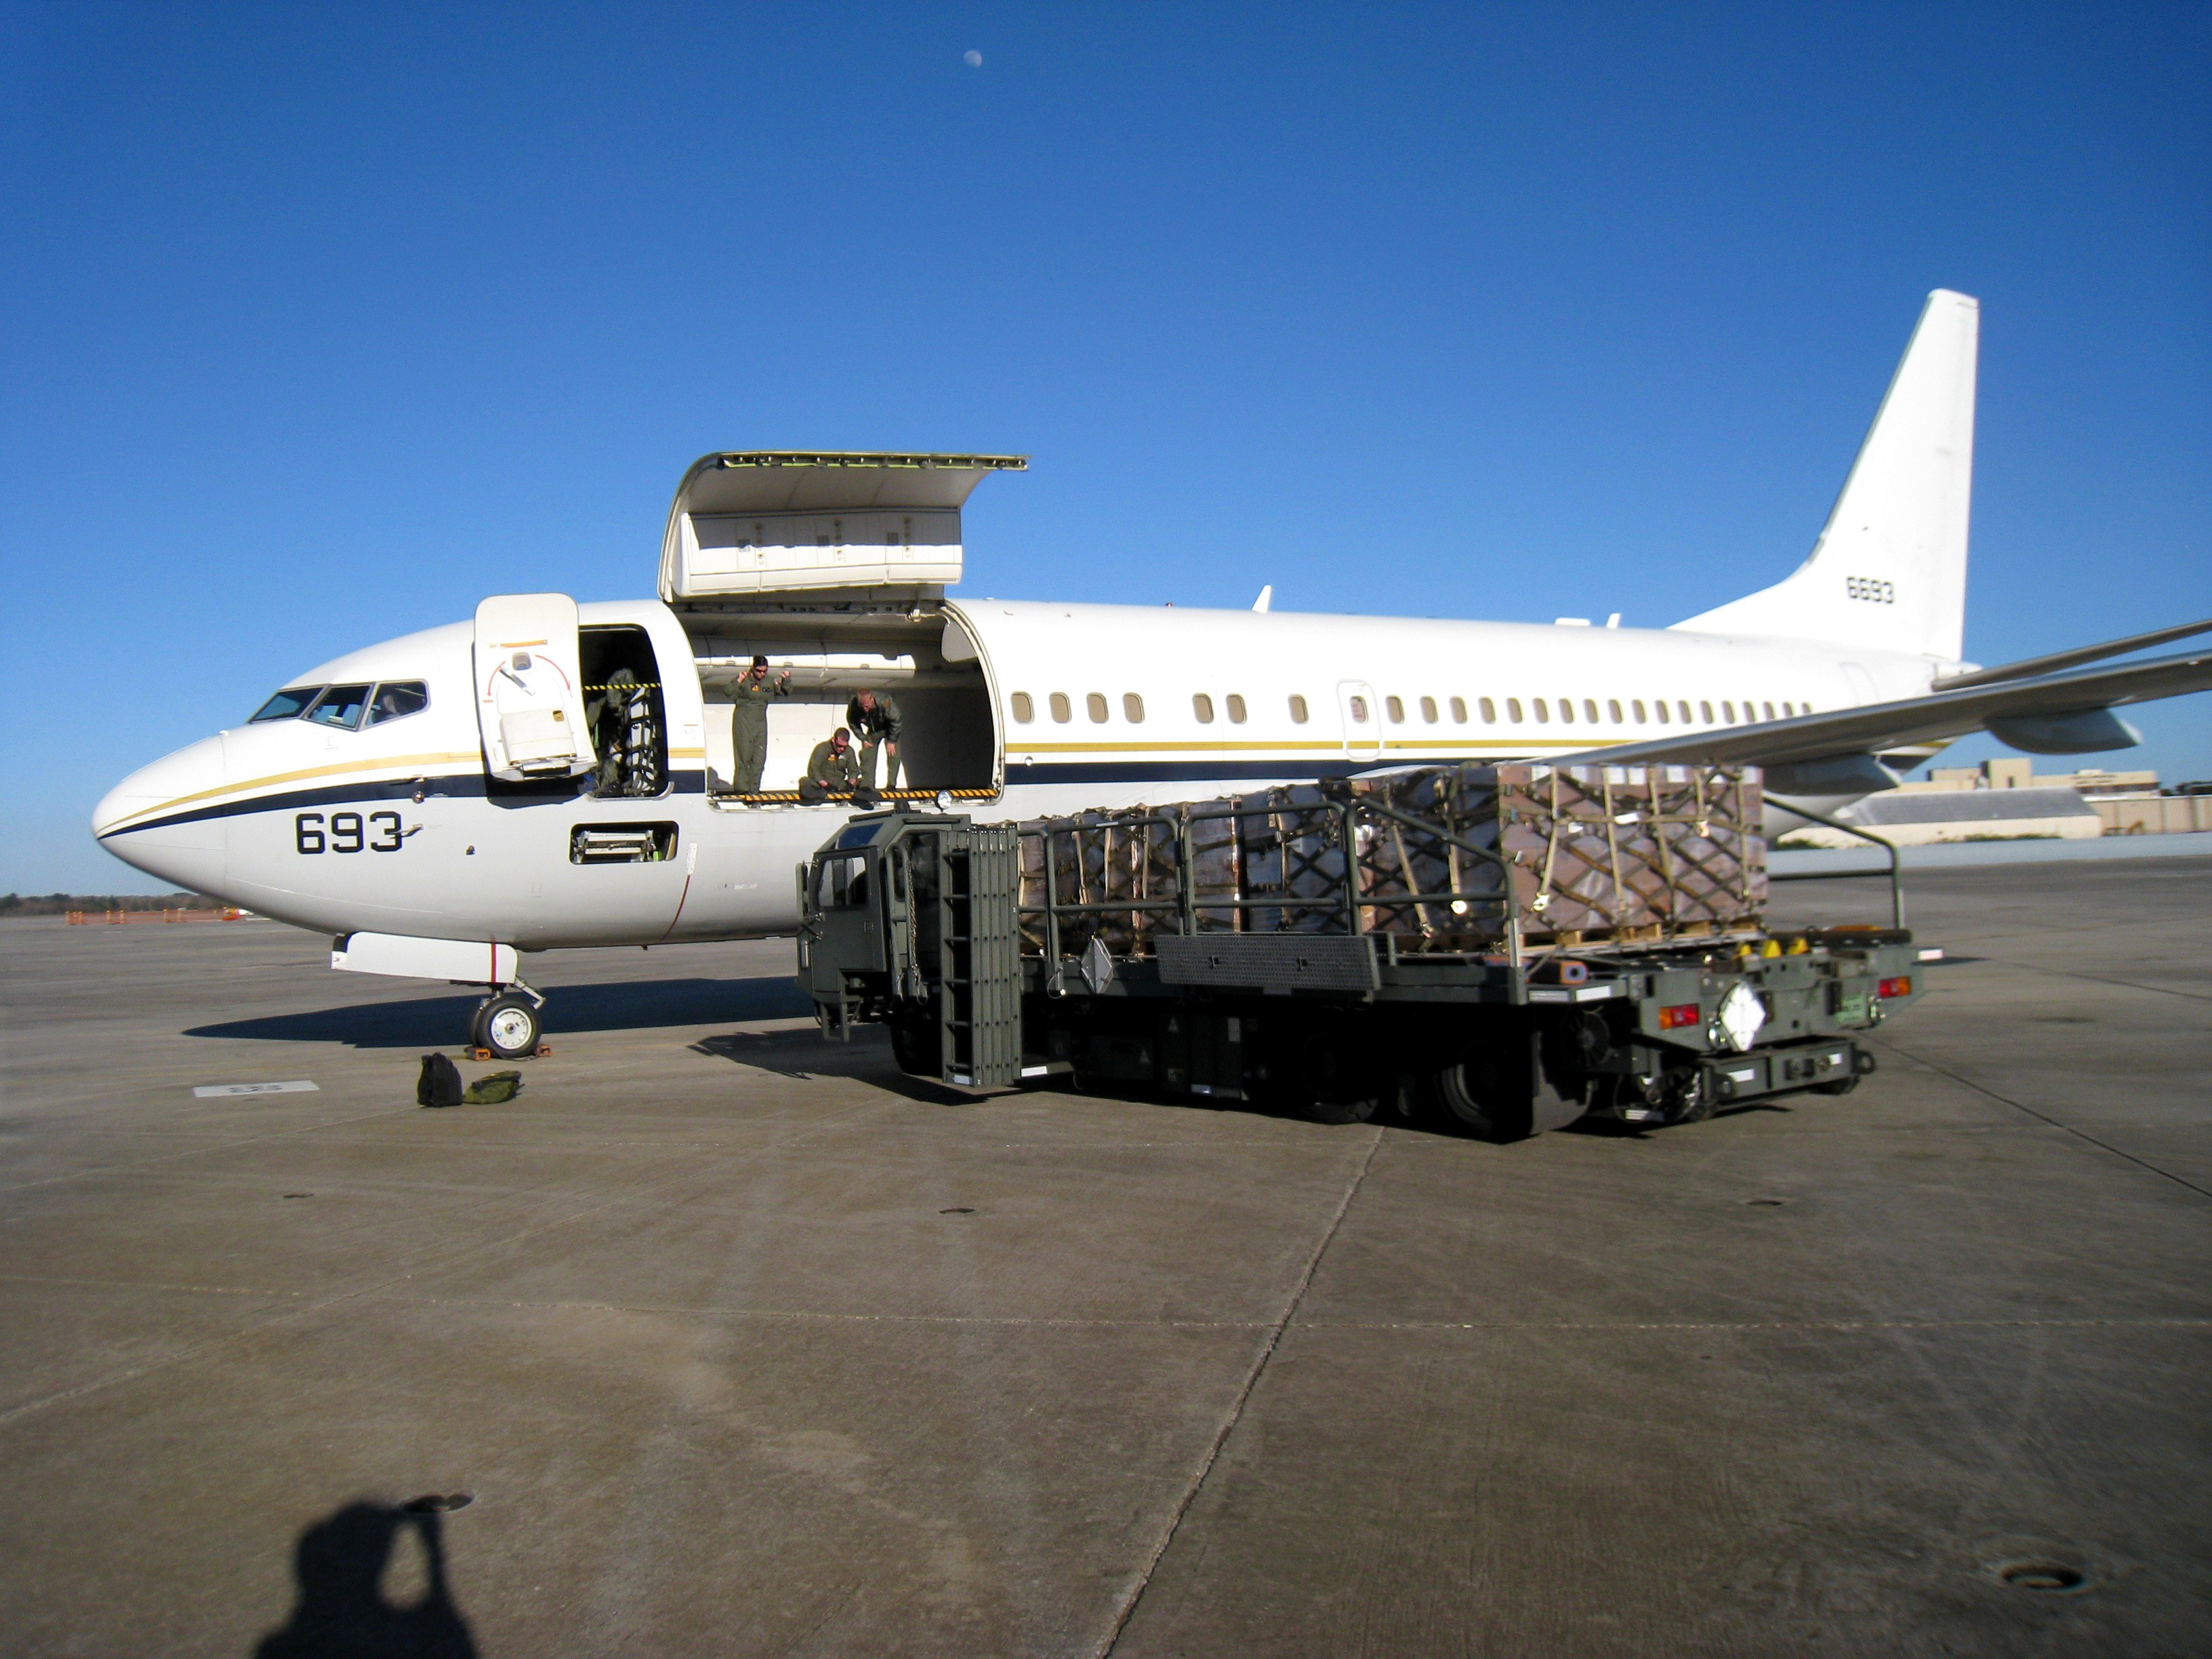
[96,289,2212,1057]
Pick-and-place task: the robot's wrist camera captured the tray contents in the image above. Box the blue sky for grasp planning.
[3,2,2207,893]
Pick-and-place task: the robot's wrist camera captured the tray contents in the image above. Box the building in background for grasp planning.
[1778,759,2212,846]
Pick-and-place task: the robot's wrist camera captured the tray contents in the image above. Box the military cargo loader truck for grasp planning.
[796,764,1927,1139]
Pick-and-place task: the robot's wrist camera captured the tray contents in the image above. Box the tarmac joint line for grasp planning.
[1875,1034,2212,1203]
[1094,1124,1384,1658]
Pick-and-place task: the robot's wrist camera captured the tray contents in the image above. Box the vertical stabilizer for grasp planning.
[1675,290,1978,661]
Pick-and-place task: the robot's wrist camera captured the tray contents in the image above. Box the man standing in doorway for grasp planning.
[846,687,904,791]
[728,655,790,794]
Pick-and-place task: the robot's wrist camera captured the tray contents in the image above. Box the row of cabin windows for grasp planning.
[1008,691,1150,724]
[1343,694,1808,726]
[1006,690,1808,728]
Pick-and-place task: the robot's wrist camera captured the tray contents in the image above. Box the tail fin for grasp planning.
[1675,289,1978,661]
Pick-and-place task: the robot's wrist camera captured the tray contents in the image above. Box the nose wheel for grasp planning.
[468,992,543,1060]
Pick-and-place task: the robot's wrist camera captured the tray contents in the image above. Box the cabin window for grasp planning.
[1722,700,1736,723]
[1763,701,1776,720]
[1193,693,1214,723]
[365,682,429,727]
[251,687,323,722]
[1087,693,1109,723]
[1010,692,1034,724]
[1557,698,1573,724]
[1607,699,1623,723]
[1050,693,1071,723]
[1655,700,1671,724]
[1289,695,1309,723]
[1420,696,1438,723]
[1631,699,1645,722]
[1504,697,1521,723]
[1385,695,1404,723]
[1583,699,1599,723]
[306,685,373,730]
[1226,694,1247,723]
[1479,697,1496,723]
[1533,698,1550,723]
[1348,696,1370,723]
[1677,701,1692,724]
[1123,693,1145,723]
[1700,700,1714,724]
[1450,697,1467,723]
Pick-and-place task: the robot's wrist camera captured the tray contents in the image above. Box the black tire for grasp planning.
[466,998,493,1050]
[1812,1074,1860,1097]
[889,1019,935,1078]
[1433,1057,1534,1143]
[1261,1014,1379,1126]
[478,994,541,1060]
[1298,1092,1379,1126]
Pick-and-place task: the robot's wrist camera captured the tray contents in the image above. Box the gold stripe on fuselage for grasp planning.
[102,752,485,834]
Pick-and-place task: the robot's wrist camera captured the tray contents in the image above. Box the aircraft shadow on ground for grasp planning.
[186,977,813,1048]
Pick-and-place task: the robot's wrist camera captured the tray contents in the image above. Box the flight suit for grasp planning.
[805,739,863,790]
[727,674,790,792]
[846,693,905,789]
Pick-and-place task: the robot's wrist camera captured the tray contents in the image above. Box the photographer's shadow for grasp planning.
[255,1500,477,1658]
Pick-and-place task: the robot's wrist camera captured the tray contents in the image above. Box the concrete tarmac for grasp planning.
[1,859,2207,1656]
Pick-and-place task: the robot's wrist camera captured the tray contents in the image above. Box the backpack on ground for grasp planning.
[416,1052,464,1108]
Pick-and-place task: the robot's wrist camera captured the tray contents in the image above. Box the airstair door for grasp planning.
[473,594,594,781]
[1336,680,1382,762]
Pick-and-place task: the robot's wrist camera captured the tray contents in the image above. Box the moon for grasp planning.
[963,49,982,67]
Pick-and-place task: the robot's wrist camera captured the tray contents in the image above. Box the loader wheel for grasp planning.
[889,1019,936,1078]
[1812,1074,1860,1096]
[1432,1057,1534,1143]
[1298,1092,1380,1126]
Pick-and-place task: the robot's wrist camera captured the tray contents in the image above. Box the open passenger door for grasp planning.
[474,594,594,781]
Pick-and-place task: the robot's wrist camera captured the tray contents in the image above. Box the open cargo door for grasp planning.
[474,594,594,781]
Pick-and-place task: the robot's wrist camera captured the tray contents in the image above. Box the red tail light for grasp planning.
[1658,1002,1701,1029]
[1878,976,1912,998]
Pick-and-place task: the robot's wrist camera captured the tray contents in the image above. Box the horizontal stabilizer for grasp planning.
[1562,643,2212,773]
[1932,616,2212,691]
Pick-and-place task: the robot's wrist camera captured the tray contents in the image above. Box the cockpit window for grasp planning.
[306,684,373,730]
[251,687,324,722]
[364,681,430,726]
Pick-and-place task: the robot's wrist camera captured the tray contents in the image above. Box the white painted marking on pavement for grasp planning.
[191,1081,321,1099]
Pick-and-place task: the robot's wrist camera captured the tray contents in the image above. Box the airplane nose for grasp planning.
[92,734,230,893]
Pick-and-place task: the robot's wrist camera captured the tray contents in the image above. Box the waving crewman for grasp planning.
[727,655,791,793]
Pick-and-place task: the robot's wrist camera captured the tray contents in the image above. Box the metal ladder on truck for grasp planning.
[799,815,1026,1089]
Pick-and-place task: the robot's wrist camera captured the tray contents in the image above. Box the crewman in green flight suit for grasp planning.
[846,688,904,790]
[727,655,790,793]
[804,727,863,792]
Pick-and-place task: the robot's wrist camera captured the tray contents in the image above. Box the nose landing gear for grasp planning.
[468,987,546,1059]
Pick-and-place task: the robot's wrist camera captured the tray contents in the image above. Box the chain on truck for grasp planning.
[794,762,1929,1139]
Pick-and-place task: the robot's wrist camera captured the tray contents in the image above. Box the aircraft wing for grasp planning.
[1562,644,2212,785]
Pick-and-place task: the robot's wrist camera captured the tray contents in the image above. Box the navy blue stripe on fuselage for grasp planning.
[1003,757,1458,786]
[100,770,709,841]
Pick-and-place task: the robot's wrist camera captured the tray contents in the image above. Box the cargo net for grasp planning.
[1017,763,1764,958]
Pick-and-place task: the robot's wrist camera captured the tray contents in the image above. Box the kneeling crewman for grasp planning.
[804,726,863,798]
